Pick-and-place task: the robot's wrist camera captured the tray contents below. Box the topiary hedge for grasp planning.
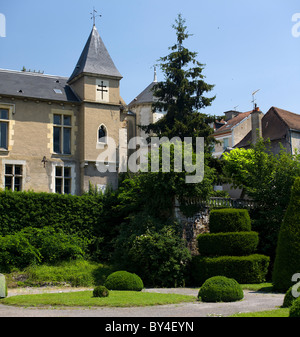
[273,177,300,292]
[197,232,259,256]
[190,208,270,286]
[190,254,270,286]
[198,276,244,303]
[209,209,251,233]
[104,271,144,291]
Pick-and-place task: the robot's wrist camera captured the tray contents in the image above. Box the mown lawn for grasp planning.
[0,290,196,308]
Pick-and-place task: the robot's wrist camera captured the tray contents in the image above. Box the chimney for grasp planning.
[251,104,263,144]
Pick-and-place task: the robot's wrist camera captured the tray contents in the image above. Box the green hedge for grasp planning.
[190,254,270,286]
[197,232,259,256]
[0,190,104,239]
[209,209,251,233]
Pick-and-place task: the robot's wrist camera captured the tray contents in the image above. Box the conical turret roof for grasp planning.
[68,25,122,83]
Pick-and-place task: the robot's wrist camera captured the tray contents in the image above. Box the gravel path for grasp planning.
[0,287,285,317]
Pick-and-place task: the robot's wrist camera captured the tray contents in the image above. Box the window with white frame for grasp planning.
[53,114,72,154]
[4,164,23,191]
[55,166,72,194]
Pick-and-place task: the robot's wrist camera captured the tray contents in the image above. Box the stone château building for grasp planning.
[0,24,132,195]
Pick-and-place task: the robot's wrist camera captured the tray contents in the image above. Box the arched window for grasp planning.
[98,124,107,144]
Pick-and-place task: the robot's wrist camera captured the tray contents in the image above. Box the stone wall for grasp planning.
[174,204,210,256]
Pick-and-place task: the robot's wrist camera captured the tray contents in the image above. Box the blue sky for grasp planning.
[0,0,300,116]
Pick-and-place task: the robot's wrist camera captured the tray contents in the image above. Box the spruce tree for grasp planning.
[142,14,216,151]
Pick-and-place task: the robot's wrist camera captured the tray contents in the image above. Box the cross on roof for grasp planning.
[97,81,108,99]
[90,7,101,26]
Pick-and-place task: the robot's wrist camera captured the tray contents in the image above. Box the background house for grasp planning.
[236,106,300,155]
[211,109,255,158]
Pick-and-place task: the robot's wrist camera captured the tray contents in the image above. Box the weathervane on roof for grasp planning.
[252,89,260,110]
[90,7,101,26]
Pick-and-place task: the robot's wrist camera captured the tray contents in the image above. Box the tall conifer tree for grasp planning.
[143,14,216,150]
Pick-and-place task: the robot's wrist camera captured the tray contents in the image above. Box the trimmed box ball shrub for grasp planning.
[273,178,300,292]
[197,232,259,256]
[104,271,144,291]
[290,297,300,317]
[190,254,270,286]
[93,286,109,298]
[198,276,244,303]
[209,209,251,233]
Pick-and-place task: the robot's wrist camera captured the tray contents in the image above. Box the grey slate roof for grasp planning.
[68,26,122,83]
[128,81,157,107]
[0,69,80,103]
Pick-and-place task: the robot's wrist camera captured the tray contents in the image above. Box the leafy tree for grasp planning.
[142,14,216,151]
[120,140,216,219]
[222,139,300,265]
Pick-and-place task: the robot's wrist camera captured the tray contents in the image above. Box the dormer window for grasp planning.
[98,124,107,144]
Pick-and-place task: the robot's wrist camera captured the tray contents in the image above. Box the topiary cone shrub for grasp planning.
[104,271,144,291]
[282,286,300,308]
[190,208,269,286]
[273,178,300,293]
[289,296,300,317]
[0,274,7,298]
[198,276,244,303]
